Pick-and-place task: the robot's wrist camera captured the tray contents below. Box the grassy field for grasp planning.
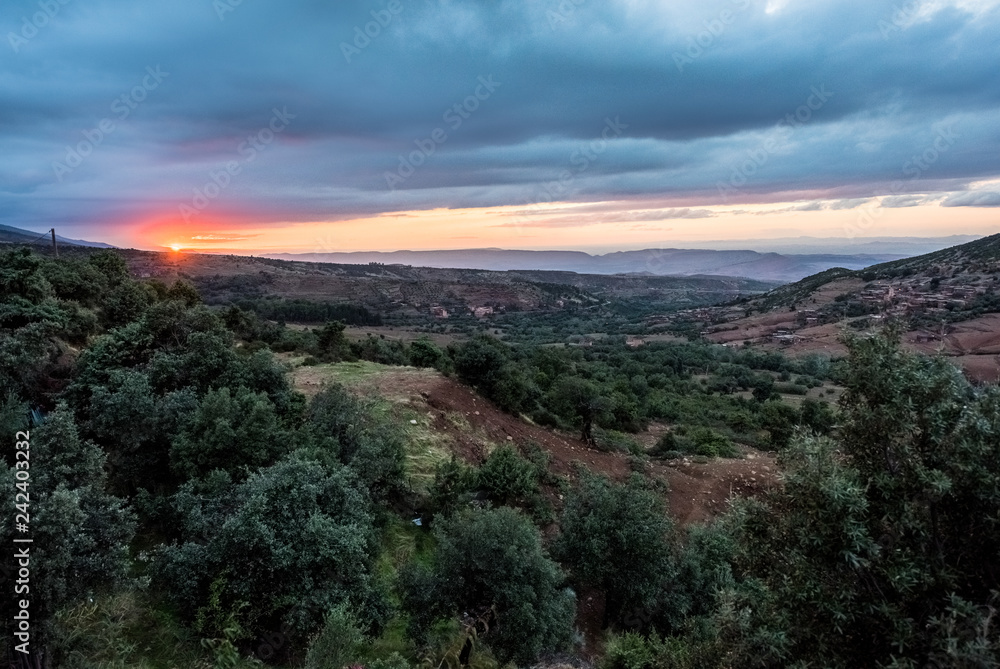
[289,360,456,495]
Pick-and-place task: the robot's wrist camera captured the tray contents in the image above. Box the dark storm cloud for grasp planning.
[1,0,999,236]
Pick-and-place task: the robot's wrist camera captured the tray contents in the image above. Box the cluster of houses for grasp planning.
[855,281,987,317]
[428,305,497,319]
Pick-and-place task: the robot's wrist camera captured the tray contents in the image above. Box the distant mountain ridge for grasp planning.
[650,235,981,256]
[0,224,114,249]
[269,248,906,283]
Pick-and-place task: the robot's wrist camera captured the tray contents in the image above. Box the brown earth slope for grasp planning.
[288,359,778,527]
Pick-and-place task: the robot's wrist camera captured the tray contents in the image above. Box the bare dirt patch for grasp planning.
[289,361,780,527]
[290,360,782,657]
[709,309,1000,383]
[655,449,778,525]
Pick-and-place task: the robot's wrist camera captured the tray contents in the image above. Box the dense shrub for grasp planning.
[401,507,575,664]
[554,474,674,626]
[302,385,406,504]
[153,456,385,652]
[169,386,292,480]
[475,445,539,505]
[0,406,135,659]
[714,332,1000,666]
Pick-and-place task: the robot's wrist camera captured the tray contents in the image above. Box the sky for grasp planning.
[2,0,999,253]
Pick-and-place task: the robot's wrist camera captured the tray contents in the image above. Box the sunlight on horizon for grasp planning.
[132,198,1000,254]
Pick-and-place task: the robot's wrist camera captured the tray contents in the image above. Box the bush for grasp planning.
[593,427,644,455]
[653,427,737,459]
[402,507,575,664]
[409,338,444,368]
[169,386,292,480]
[305,604,364,669]
[475,445,538,505]
[303,385,406,503]
[429,456,476,516]
[800,398,836,434]
[774,382,808,396]
[554,473,673,626]
[601,632,654,669]
[687,426,739,458]
[153,456,384,652]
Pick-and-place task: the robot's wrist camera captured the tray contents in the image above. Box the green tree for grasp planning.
[452,336,537,414]
[85,369,198,494]
[39,257,108,306]
[87,250,130,286]
[799,397,835,435]
[101,280,154,328]
[1,247,49,299]
[169,386,292,480]
[546,376,608,445]
[759,400,798,449]
[165,279,201,306]
[750,375,776,403]
[302,385,405,503]
[154,456,383,652]
[475,445,538,505]
[1,406,135,664]
[717,332,1000,667]
[429,456,476,516]
[316,320,351,360]
[554,473,673,626]
[409,337,445,369]
[404,507,575,664]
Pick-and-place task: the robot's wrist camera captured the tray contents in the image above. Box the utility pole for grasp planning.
[50,228,59,258]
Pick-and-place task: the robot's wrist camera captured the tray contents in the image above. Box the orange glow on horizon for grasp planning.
[120,198,1000,255]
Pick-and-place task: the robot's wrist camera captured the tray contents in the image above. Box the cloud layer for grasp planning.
[2,0,999,246]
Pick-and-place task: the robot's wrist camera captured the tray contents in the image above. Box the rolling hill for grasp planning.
[268,247,906,283]
[676,233,1000,381]
[0,224,114,248]
[35,246,778,316]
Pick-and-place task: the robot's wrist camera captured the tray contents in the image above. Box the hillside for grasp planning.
[40,246,778,317]
[5,243,998,669]
[671,233,1000,381]
[0,223,114,248]
[289,358,779,527]
[269,247,905,283]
